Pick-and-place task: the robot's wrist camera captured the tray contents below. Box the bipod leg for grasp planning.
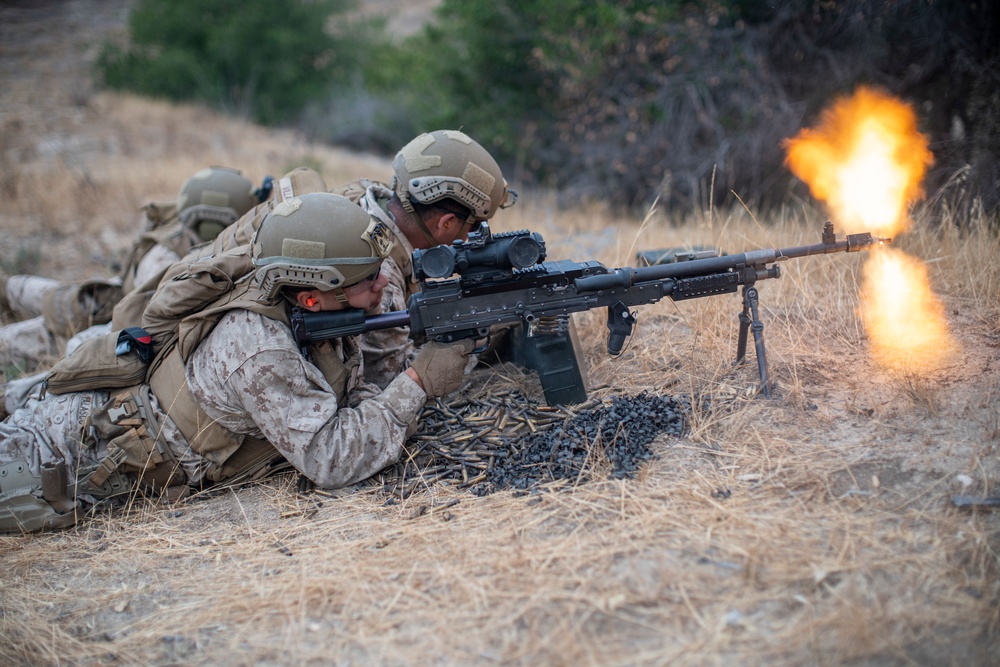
[735,291,751,365]
[743,285,772,398]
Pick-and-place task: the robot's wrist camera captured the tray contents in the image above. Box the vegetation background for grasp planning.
[0,1,998,666]
[96,0,1000,213]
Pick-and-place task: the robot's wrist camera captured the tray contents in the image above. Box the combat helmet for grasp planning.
[251,192,394,302]
[177,167,258,242]
[392,130,517,221]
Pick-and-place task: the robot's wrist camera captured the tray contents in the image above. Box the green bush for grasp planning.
[362,0,999,214]
[97,0,367,125]
[98,0,999,214]
[364,1,790,209]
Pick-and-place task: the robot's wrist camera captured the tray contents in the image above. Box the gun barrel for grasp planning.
[776,232,888,259]
[294,309,410,345]
[574,230,889,293]
[575,251,764,292]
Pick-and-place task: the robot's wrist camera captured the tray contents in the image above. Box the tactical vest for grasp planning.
[146,276,358,483]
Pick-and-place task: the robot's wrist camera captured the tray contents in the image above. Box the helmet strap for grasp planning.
[392,175,416,213]
[413,214,440,247]
[391,193,439,247]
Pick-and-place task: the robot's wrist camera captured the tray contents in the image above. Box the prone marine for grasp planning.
[0,193,473,533]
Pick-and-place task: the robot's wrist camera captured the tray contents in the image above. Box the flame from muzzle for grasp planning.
[784,87,954,373]
[859,247,954,372]
[784,86,933,239]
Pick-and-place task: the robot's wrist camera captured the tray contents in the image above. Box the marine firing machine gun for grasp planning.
[291,222,890,400]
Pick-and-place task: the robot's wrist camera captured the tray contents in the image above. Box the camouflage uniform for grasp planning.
[151,171,416,390]
[0,188,478,533]
[0,299,426,494]
[185,309,425,487]
[336,178,421,389]
[0,388,194,491]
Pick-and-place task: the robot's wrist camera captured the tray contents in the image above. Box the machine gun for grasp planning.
[291,222,890,400]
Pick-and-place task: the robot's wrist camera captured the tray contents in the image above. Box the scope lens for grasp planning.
[418,246,457,279]
[507,236,543,268]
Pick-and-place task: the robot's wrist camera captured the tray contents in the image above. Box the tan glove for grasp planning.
[408,339,475,397]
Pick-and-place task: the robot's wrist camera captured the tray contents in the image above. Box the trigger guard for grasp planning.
[471,328,491,353]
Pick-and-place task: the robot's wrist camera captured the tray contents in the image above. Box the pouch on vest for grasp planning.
[82,384,186,493]
[42,328,152,395]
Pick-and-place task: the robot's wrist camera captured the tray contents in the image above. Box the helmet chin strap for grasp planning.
[391,187,440,247]
[413,214,440,247]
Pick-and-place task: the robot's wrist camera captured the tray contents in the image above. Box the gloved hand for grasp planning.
[408,339,475,397]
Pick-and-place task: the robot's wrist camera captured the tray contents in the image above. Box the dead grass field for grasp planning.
[1,2,998,666]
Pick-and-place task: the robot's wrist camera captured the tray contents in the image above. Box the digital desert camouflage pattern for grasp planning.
[0,303,427,498]
[185,309,426,488]
[0,386,199,488]
[343,179,420,390]
[191,175,420,392]
[0,389,108,475]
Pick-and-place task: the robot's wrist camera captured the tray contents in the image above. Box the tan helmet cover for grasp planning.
[392,130,516,220]
[177,167,259,241]
[251,192,393,300]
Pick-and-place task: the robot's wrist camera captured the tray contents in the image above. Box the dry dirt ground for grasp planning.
[1,2,998,666]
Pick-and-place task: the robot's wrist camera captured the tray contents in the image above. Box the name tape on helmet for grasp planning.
[278,177,296,203]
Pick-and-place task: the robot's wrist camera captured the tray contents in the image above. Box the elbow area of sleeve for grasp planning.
[303,372,427,489]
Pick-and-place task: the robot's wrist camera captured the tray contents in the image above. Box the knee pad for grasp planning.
[0,459,39,493]
[0,460,79,534]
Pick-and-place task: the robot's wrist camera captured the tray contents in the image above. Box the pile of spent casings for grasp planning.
[380,390,688,500]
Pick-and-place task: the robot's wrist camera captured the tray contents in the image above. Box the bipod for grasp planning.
[734,285,773,398]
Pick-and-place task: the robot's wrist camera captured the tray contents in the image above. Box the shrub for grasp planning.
[97,0,367,125]
[362,0,999,215]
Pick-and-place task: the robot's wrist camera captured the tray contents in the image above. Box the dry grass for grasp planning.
[2,3,999,665]
[4,175,998,666]
[0,92,392,280]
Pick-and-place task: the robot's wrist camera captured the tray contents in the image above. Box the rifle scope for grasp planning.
[413,230,546,280]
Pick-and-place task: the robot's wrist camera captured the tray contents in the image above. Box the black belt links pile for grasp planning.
[377,390,689,500]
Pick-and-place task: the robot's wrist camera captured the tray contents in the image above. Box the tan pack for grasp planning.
[140,246,255,346]
[42,330,150,395]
